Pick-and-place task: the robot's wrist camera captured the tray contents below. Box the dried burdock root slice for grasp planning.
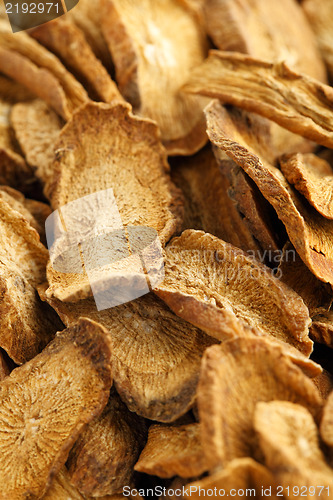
[135,422,208,479]
[203,0,327,82]
[30,18,122,104]
[46,102,183,303]
[67,388,147,497]
[254,401,333,497]
[278,242,332,317]
[172,146,266,254]
[40,291,215,422]
[11,99,63,193]
[198,339,322,468]
[320,389,333,448]
[0,318,112,500]
[184,51,333,149]
[280,153,333,219]
[303,0,333,81]
[100,0,209,155]
[155,230,313,355]
[0,198,62,364]
[0,21,88,120]
[206,101,333,285]
[310,312,333,348]
[42,468,85,500]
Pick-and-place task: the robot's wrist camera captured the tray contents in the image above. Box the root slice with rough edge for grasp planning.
[203,0,327,82]
[184,51,333,149]
[0,198,63,364]
[310,312,333,348]
[30,18,123,104]
[187,458,278,500]
[0,21,88,119]
[100,0,209,155]
[67,388,147,497]
[0,318,112,500]
[198,338,322,469]
[45,101,183,303]
[39,290,216,423]
[254,401,333,496]
[135,422,208,479]
[320,390,333,448]
[155,230,313,356]
[206,100,333,286]
[280,153,333,220]
[11,99,63,194]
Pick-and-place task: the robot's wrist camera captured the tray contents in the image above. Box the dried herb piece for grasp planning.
[0,21,88,119]
[40,291,215,422]
[198,338,322,468]
[135,422,208,478]
[155,230,313,355]
[100,0,209,155]
[30,18,122,103]
[46,101,183,303]
[0,75,35,102]
[310,312,333,348]
[254,401,333,496]
[320,389,333,448]
[11,99,63,193]
[67,389,147,497]
[313,370,333,400]
[188,458,278,500]
[42,468,85,500]
[303,0,333,80]
[206,101,333,286]
[280,153,333,219]
[0,318,112,499]
[203,0,326,82]
[184,51,333,148]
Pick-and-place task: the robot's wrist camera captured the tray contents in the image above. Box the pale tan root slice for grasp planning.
[303,0,333,80]
[11,99,63,192]
[67,388,147,497]
[46,101,183,303]
[313,370,333,400]
[0,198,63,364]
[184,51,333,148]
[188,458,278,500]
[203,0,327,82]
[40,290,215,423]
[0,318,112,500]
[206,100,333,286]
[155,230,313,356]
[100,0,209,155]
[320,389,333,448]
[254,401,333,498]
[30,18,122,103]
[42,468,85,500]
[135,422,208,478]
[310,312,333,348]
[280,153,333,219]
[198,338,322,469]
[278,242,332,317]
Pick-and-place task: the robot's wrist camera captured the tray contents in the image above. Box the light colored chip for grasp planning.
[155,230,313,355]
[0,198,62,364]
[0,20,88,119]
[206,100,333,286]
[280,153,333,219]
[67,388,147,497]
[313,370,333,400]
[100,0,209,155]
[198,338,322,469]
[320,389,333,448]
[42,468,85,500]
[184,51,333,149]
[188,458,278,500]
[278,242,332,317]
[303,0,333,80]
[11,99,63,193]
[30,17,122,103]
[310,311,333,348]
[203,0,326,82]
[135,422,208,478]
[0,318,112,499]
[254,401,333,497]
[40,291,215,422]
[45,101,183,303]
